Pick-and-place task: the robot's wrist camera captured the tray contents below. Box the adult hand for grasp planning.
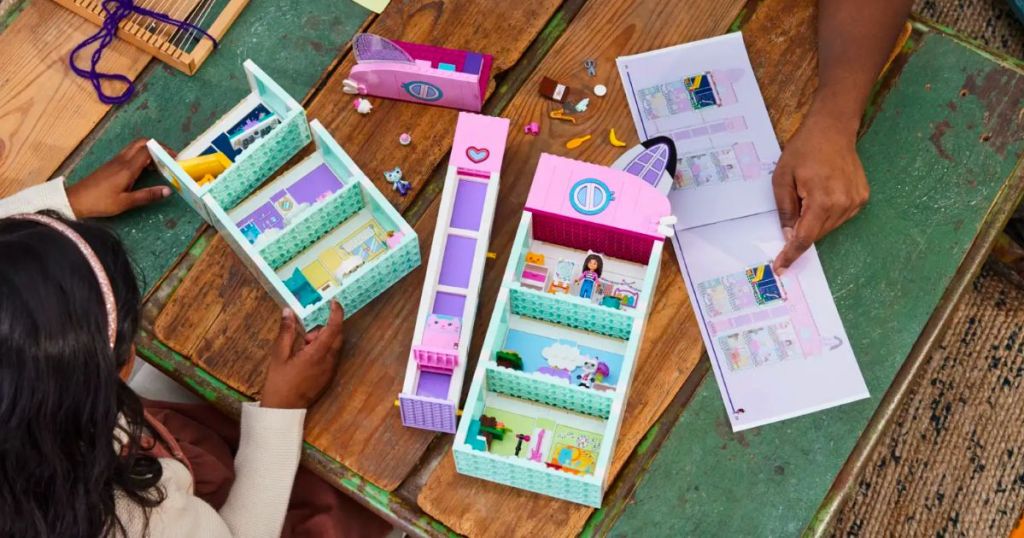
[261,302,345,410]
[772,108,869,273]
[66,138,172,218]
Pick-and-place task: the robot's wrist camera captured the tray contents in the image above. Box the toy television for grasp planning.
[453,141,676,507]
[147,60,420,329]
[342,33,493,112]
[399,112,510,433]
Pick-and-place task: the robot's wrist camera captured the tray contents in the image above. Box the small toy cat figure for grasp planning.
[384,167,411,196]
[422,314,461,350]
[576,357,598,389]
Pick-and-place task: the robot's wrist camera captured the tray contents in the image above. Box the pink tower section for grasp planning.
[525,154,672,263]
[450,114,508,176]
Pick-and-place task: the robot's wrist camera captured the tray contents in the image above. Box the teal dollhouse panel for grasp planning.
[454,445,603,507]
[240,123,419,329]
[147,59,310,216]
[146,140,212,223]
[454,151,673,507]
[485,366,614,418]
[206,110,311,210]
[153,62,419,331]
[508,287,635,340]
[259,184,365,269]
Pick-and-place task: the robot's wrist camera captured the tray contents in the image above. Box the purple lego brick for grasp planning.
[416,371,452,398]
[399,393,457,433]
[438,235,476,288]
[462,52,484,75]
[450,179,488,231]
[433,291,467,318]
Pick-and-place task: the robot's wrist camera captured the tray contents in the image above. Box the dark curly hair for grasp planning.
[0,212,164,537]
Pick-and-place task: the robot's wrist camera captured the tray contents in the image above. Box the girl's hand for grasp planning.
[260,302,344,410]
[66,138,172,218]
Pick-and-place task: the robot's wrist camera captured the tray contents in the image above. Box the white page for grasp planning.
[617,32,778,229]
[618,32,868,431]
[673,212,867,431]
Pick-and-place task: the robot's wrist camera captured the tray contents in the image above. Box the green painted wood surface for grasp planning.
[609,32,1024,537]
[63,2,370,292]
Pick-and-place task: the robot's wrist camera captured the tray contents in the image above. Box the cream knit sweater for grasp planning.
[0,180,307,537]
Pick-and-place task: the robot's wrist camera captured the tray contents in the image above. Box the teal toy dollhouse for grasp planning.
[453,146,675,507]
[147,60,419,329]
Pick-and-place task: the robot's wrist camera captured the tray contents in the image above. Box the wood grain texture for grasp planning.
[743,0,818,143]
[414,0,747,535]
[0,0,150,196]
[303,0,563,212]
[152,0,564,491]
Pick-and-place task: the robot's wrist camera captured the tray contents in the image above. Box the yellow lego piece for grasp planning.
[300,261,335,291]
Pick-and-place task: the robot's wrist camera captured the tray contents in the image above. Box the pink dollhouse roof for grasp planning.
[449,112,509,175]
[525,153,671,238]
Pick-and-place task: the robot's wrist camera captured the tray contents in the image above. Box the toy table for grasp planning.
[2,0,1022,536]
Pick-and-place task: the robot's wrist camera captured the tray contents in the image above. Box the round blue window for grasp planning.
[402,81,444,102]
[569,178,613,215]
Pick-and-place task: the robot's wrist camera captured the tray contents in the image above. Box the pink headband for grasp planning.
[11,213,118,349]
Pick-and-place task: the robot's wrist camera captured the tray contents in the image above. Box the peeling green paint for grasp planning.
[0,0,29,32]
[187,233,211,257]
[911,18,1024,70]
[728,8,748,33]
[484,0,584,116]
[418,516,461,538]
[137,335,248,402]
[635,423,660,454]
[136,345,174,372]
[579,507,605,538]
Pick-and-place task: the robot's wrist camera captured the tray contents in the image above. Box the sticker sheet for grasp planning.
[618,33,868,431]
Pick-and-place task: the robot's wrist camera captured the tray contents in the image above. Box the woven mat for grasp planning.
[829,266,1024,536]
[914,0,1024,58]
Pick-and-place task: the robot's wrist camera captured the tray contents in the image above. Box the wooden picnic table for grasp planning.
[2,0,1023,535]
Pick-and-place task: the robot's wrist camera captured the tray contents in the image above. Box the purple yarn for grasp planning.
[69,0,219,105]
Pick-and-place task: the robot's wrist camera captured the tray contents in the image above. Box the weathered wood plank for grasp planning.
[0,0,151,196]
[152,0,565,491]
[609,27,1024,538]
[413,0,747,536]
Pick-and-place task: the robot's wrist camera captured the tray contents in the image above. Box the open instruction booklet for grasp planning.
[617,32,869,431]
